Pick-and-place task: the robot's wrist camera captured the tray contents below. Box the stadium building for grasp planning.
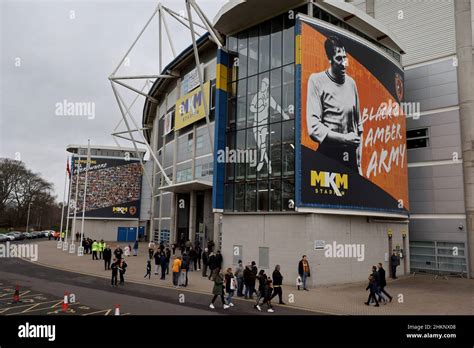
[65,145,148,242]
[140,0,419,286]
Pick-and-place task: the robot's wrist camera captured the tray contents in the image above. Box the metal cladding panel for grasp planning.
[374,0,456,66]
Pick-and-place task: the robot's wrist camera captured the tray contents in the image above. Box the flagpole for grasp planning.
[58,157,69,248]
[63,156,74,247]
[69,150,82,251]
[78,140,91,257]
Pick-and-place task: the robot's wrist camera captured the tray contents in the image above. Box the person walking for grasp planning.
[75,231,80,242]
[189,247,197,272]
[234,260,244,297]
[262,276,275,312]
[172,256,182,287]
[181,252,190,287]
[153,250,161,275]
[148,241,155,260]
[160,252,167,280]
[209,267,229,310]
[370,265,384,304]
[118,259,127,285]
[207,252,217,280]
[377,263,393,302]
[390,251,400,279]
[133,240,139,256]
[224,267,236,307]
[114,245,123,261]
[99,240,105,260]
[298,255,311,291]
[215,250,223,269]
[250,261,258,297]
[144,260,151,279]
[103,245,112,270]
[196,244,202,271]
[271,265,285,304]
[111,258,119,287]
[254,270,268,311]
[124,244,131,257]
[365,274,380,307]
[202,248,209,277]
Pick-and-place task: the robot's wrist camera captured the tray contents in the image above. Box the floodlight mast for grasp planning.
[109,0,225,242]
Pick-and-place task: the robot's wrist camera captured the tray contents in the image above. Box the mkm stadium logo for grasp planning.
[310,171,348,197]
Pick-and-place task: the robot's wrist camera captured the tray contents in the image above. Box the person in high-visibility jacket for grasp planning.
[99,240,105,260]
[92,240,99,260]
[61,231,65,241]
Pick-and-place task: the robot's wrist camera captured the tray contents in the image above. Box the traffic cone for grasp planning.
[12,285,21,303]
[62,292,69,312]
[114,304,120,316]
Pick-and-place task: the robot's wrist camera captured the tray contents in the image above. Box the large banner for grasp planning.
[296,16,408,216]
[175,81,210,131]
[69,157,142,219]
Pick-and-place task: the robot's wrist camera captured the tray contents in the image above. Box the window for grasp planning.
[258,247,269,269]
[196,134,204,150]
[407,128,429,149]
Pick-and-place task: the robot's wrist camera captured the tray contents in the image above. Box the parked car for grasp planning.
[4,233,16,241]
[11,232,25,240]
[0,235,8,243]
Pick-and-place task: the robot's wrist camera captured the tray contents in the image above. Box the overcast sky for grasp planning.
[0,0,226,201]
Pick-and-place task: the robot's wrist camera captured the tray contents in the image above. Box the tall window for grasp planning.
[225,13,297,212]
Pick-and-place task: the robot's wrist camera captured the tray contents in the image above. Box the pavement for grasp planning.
[17,240,474,315]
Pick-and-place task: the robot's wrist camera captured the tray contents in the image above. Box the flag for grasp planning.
[66,158,71,178]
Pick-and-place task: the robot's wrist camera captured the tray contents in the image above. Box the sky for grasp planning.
[0,0,226,201]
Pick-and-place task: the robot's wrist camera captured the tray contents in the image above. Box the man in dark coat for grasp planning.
[271,264,285,304]
[160,252,167,280]
[113,245,123,261]
[111,259,118,286]
[215,251,223,269]
[202,248,209,277]
[390,251,400,279]
[377,262,392,301]
[207,252,217,280]
[103,245,112,270]
[298,255,311,291]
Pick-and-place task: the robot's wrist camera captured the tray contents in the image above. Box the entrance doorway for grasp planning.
[176,193,190,249]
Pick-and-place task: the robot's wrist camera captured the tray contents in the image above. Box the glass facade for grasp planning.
[224,13,296,212]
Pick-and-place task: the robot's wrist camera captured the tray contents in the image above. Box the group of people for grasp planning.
[208,260,286,313]
[144,241,172,280]
[365,263,393,307]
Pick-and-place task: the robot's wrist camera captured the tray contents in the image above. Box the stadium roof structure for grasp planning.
[66,144,147,154]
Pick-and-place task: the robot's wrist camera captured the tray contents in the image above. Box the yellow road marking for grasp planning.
[0,293,43,301]
[0,299,60,314]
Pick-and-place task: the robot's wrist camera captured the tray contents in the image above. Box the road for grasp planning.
[0,257,317,315]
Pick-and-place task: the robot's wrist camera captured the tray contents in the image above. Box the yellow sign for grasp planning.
[175,81,210,131]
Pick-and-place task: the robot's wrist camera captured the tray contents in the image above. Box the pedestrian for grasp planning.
[99,239,105,260]
[215,250,223,269]
[207,252,217,280]
[118,259,127,285]
[271,265,285,304]
[144,260,151,279]
[202,248,209,277]
[377,263,393,302]
[234,260,244,297]
[298,255,311,291]
[160,252,167,280]
[181,252,190,287]
[189,247,197,272]
[224,267,236,307]
[243,262,252,299]
[92,240,99,260]
[371,265,384,304]
[390,250,400,279]
[111,258,118,287]
[172,256,182,287]
[75,231,80,242]
[114,245,123,261]
[171,243,176,255]
[254,269,267,311]
[196,244,202,271]
[250,261,258,297]
[209,267,229,310]
[165,247,171,275]
[296,275,303,290]
[133,240,139,256]
[148,240,155,260]
[365,274,380,307]
[103,244,112,270]
[207,240,215,253]
[153,249,161,275]
[185,239,191,253]
[262,276,275,312]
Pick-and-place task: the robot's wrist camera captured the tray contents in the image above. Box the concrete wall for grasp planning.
[221,213,409,286]
[80,219,138,242]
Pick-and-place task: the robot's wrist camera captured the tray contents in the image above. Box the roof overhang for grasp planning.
[315,0,405,54]
[159,180,213,193]
[66,144,147,154]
